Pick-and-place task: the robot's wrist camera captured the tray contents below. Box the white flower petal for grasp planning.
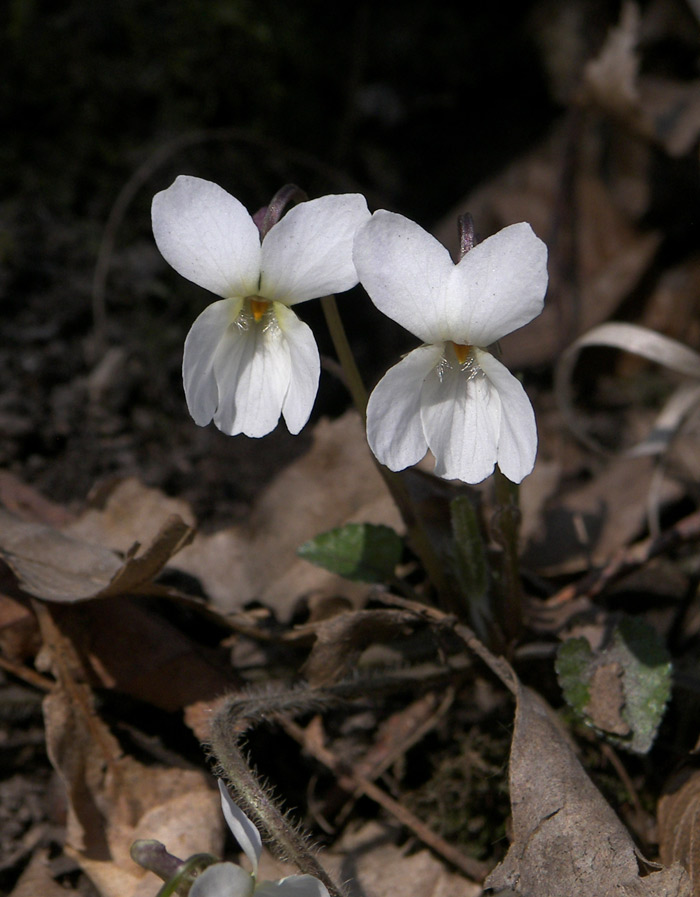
[260,194,370,305]
[190,862,255,897]
[366,344,443,471]
[476,350,538,483]
[183,299,240,426]
[152,175,261,299]
[446,222,548,346]
[218,781,262,874]
[353,211,454,344]
[420,357,501,483]
[275,304,320,434]
[212,308,292,437]
[254,875,330,897]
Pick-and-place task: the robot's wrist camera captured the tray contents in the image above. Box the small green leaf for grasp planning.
[556,616,672,754]
[555,637,593,714]
[297,523,402,583]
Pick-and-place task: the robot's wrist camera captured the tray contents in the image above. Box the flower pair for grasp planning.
[152,176,548,484]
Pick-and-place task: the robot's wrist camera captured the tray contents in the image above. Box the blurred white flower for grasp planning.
[354,211,548,484]
[189,781,330,897]
[152,176,369,437]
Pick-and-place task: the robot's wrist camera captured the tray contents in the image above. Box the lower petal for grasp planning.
[276,304,320,435]
[189,863,255,897]
[212,308,292,438]
[476,350,537,483]
[366,345,442,470]
[420,356,501,483]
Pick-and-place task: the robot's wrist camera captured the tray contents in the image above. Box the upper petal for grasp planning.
[212,306,292,437]
[190,863,255,897]
[152,175,262,298]
[275,304,320,435]
[260,194,370,305]
[366,344,443,471]
[353,211,454,344]
[218,780,262,874]
[254,875,330,897]
[420,356,501,483]
[445,222,548,346]
[476,350,538,483]
[183,298,241,426]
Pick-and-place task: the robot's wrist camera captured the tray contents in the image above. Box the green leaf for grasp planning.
[556,616,672,754]
[297,523,403,583]
[555,637,593,714]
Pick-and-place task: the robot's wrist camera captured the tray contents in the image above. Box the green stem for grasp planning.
[320,294,452,601]
[492,466,523,648]
[320,294,369,419]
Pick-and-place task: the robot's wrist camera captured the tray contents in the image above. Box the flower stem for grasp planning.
[320,294,369,420]
[320,294,453,601]
[492,466,523,649]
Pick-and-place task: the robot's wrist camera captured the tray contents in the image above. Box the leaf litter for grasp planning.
[4,2,700,896]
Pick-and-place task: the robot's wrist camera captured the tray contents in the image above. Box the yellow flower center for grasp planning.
[248,297,270,322]
[452,342,472,365]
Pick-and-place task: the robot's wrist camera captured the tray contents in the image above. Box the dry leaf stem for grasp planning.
[282,715,487,882]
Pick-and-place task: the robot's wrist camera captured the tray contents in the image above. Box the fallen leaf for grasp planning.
[41,612,223,897]
[172,412,403,621]
[658,767,700,892]
[299,608,418,685]
[582,2,700,157]
[329,821,481,897]
[485,683,690,896]
[0,508,194,603]
[8,847,79,897]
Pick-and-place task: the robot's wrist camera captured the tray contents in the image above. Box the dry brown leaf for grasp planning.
[300,608,418,685]
[582,2,700,157]
[43,676,222,897]
[171,412,403,621]
[659,767,700,892]
[8,847,79,897]
[0,508,194,603]
[524,455,683,575]
[52,597,236,713]
[485,684,691,896]
[0,471,76,527]
[328,821,481,897]
[65,476,196,553]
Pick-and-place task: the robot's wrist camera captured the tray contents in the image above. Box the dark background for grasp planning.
[0,0,632,520]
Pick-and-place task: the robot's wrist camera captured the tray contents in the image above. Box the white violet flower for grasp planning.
[354,211,548,484]
[190,781,330,897]
[152,176,370,437]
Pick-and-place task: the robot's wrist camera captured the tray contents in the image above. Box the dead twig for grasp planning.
[281,715,488,883]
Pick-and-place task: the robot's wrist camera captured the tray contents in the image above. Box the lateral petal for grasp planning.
[218,780,262,874]
[366,345,442,471]
[275,304,320,435]
[183,299,240,427]
[212,307,292,437]
[476,350,538,483]
[446,222,548,347]
[353,211,454,344]
[152,175,261,299]
[260,194,370,304]
[420,359,501,483]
